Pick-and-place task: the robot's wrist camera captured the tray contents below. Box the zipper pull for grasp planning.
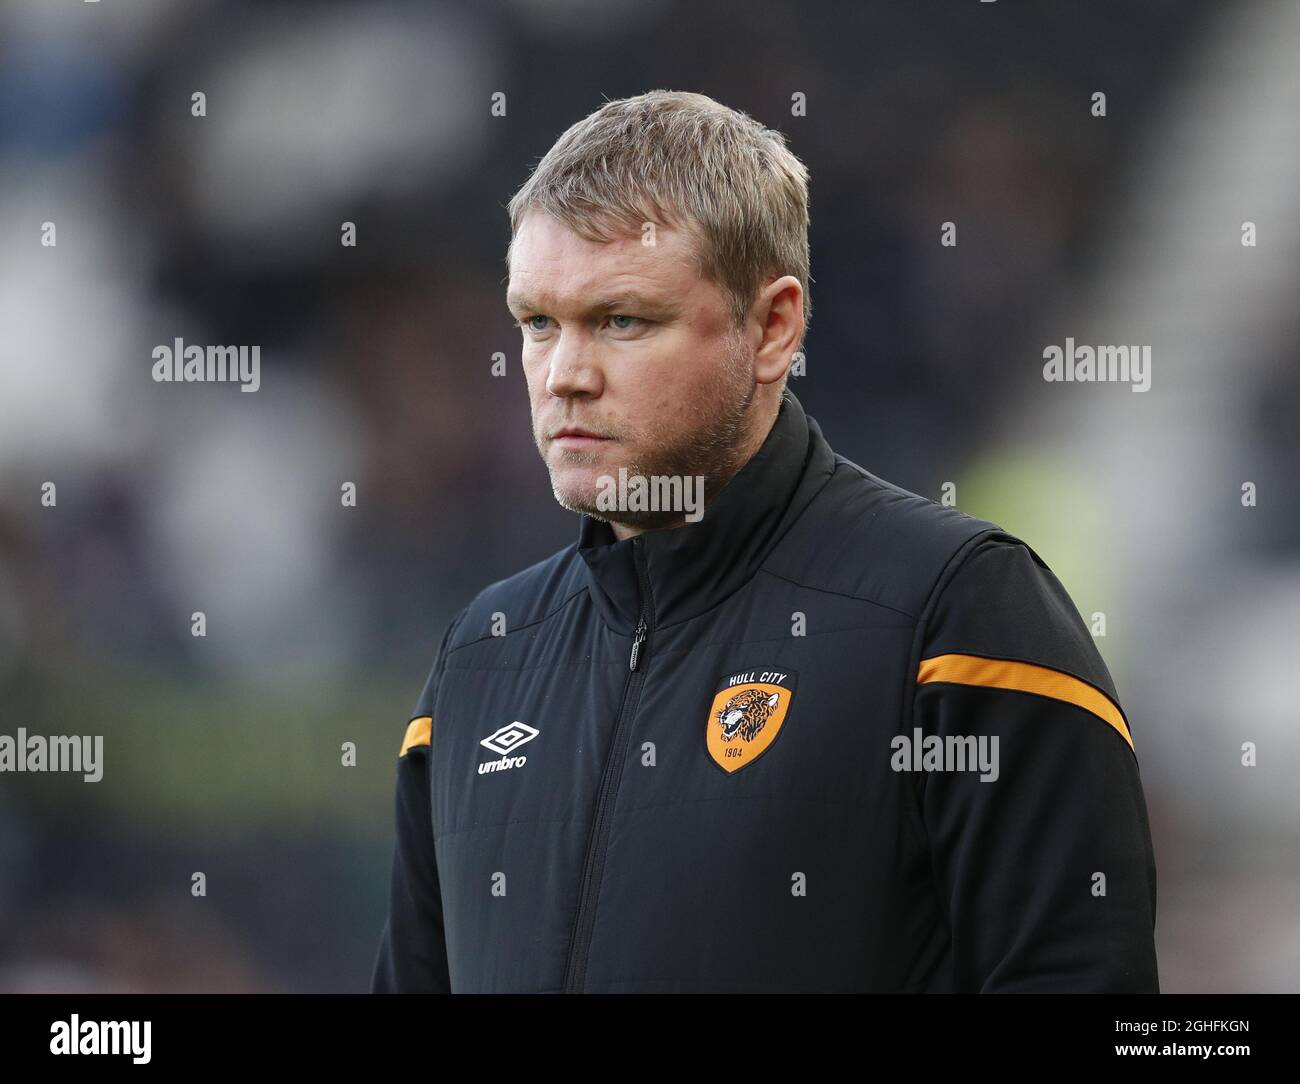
[628,618,647,671]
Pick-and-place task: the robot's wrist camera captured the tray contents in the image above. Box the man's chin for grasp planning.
[552,482,612,520]
[549,467,604,507]
[551,483,684,533]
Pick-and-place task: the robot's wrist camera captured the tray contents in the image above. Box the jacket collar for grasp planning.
[576,388,836,632]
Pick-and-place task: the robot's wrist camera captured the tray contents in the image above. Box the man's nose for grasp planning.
[545,330,603,398]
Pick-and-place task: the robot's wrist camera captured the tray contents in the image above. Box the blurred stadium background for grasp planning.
[1,0,1297,992]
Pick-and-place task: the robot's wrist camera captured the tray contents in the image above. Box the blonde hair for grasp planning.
[506,90,811,345]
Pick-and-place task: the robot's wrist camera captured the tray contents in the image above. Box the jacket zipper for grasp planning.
[562,535,654,993]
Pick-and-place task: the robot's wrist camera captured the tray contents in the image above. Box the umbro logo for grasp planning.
[478,721,538,774]
[480,722,539,754]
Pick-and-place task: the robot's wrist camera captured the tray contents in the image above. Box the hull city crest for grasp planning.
[705,667,798,774]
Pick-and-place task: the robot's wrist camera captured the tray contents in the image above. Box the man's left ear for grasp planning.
[754,276,804,385]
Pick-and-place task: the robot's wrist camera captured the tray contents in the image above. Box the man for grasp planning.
[371,90,1159,993]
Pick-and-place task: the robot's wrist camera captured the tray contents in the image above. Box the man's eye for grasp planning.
[514,314,641,332]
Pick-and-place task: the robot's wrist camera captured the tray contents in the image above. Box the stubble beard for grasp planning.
[540,330,759,531]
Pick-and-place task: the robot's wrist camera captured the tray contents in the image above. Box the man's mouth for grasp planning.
[551,426,615,448]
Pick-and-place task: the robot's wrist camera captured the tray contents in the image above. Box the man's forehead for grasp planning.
[507,212,698,311]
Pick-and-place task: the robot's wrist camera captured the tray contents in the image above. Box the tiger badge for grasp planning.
[705,667,798,774]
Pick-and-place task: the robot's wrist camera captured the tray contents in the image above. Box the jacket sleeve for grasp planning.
[911,535,1159,992]
[371,606,467,994]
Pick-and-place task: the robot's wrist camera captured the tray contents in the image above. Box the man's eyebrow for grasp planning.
[506,292,680,317]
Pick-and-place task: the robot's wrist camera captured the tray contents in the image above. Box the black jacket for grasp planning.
[372,390,1159,993]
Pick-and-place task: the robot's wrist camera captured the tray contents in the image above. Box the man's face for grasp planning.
[507,211,757,531]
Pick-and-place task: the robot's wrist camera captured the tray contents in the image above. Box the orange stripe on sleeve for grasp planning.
[916,653,1133,751]
[399,716,433,757]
